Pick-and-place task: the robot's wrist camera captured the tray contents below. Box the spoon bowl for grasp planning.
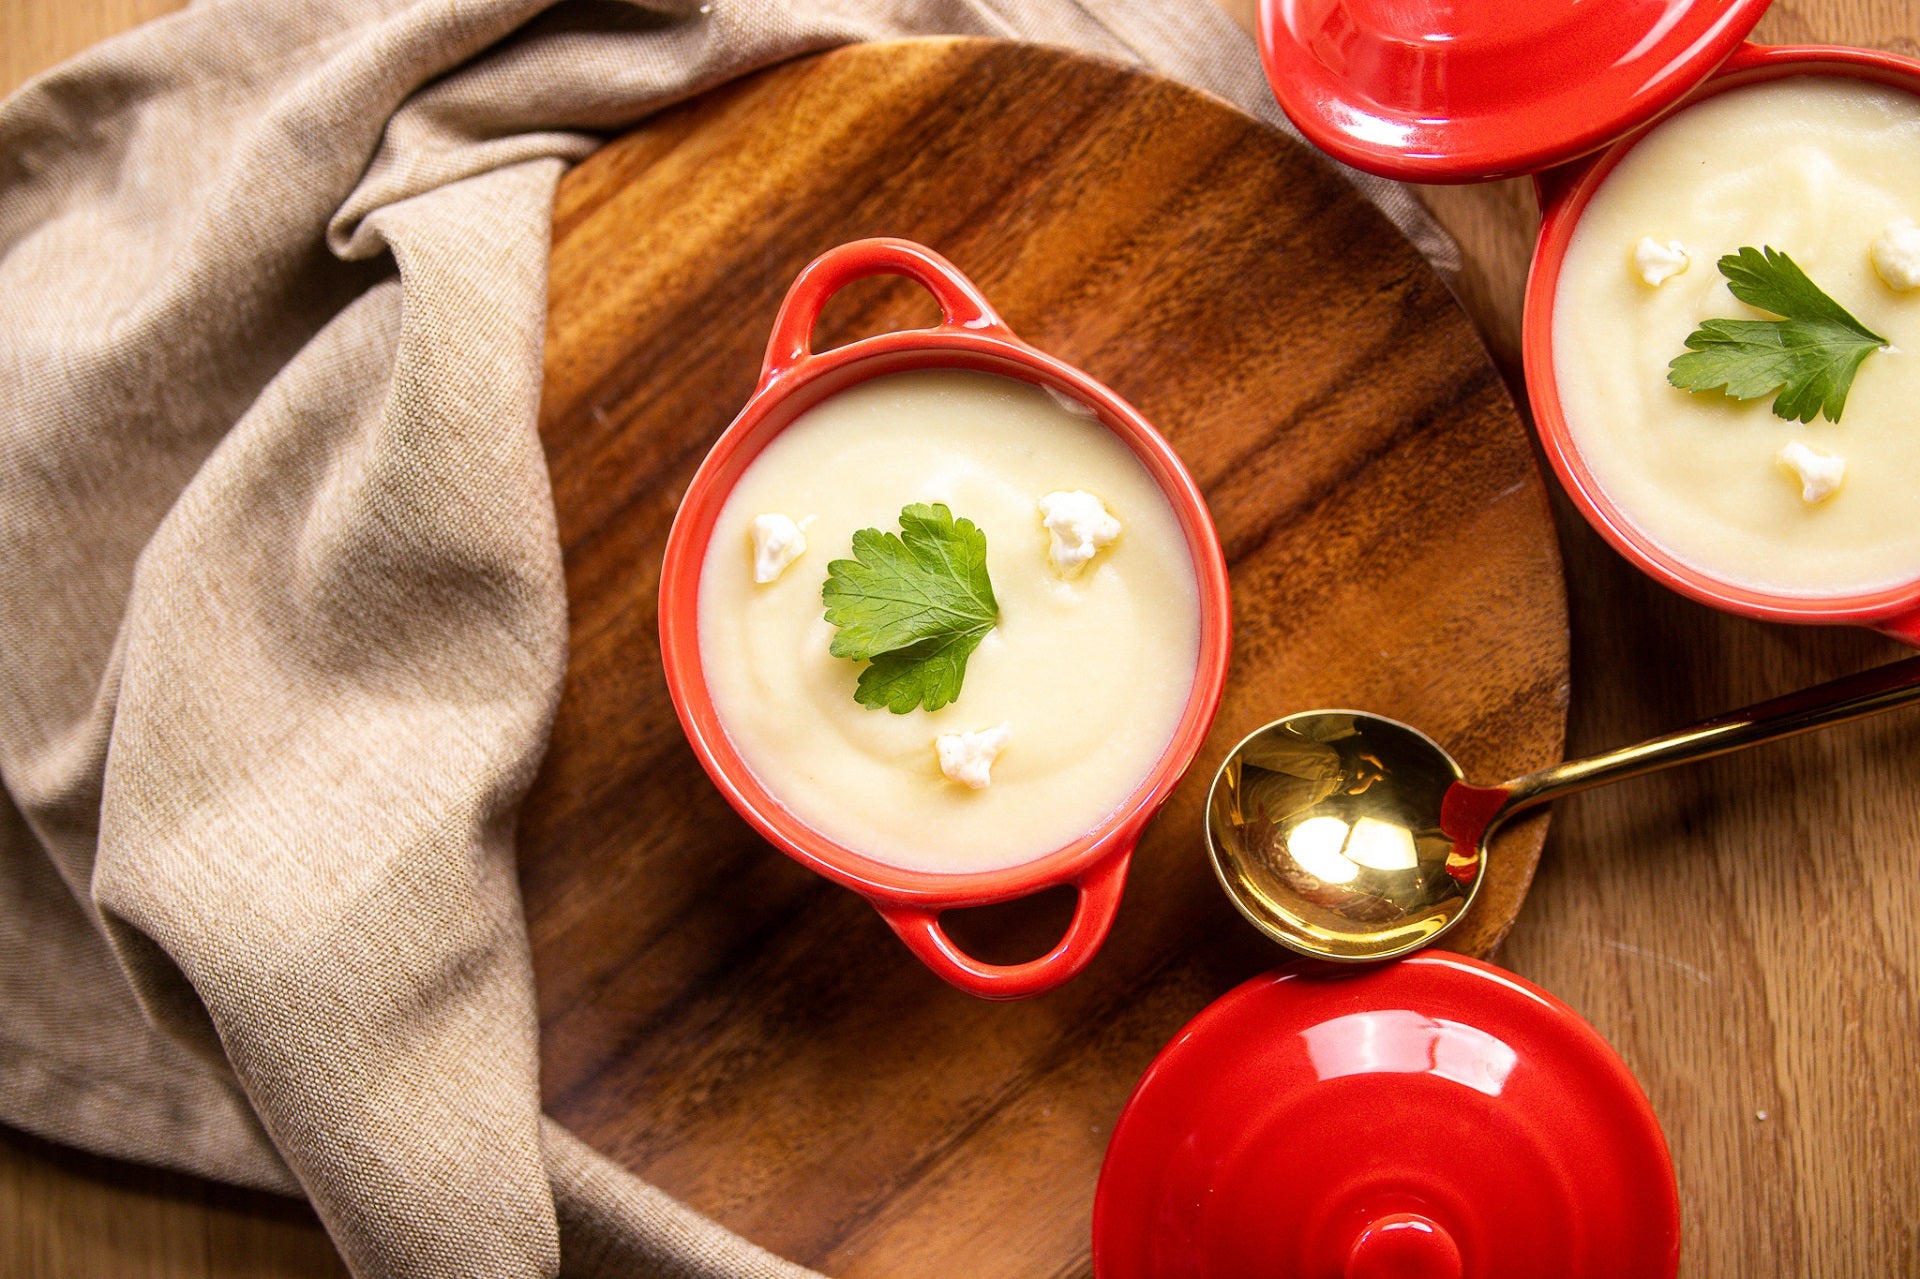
[1206,712,1481,963]
[1210,654,1920,963]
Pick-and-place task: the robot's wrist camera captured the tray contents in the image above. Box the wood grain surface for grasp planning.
[522,37,1563,1277]
[5,3,1919,1278]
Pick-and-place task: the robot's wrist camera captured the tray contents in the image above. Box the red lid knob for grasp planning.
[1345,1213,1462,1279]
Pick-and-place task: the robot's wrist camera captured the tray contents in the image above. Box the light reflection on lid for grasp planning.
[1301,1008,1519,1097]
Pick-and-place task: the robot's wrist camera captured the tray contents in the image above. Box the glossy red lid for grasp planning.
[1257,0,1773,182]
[1092,954,1679,1279]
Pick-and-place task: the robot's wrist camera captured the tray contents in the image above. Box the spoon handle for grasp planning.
[1497,653,1920,817]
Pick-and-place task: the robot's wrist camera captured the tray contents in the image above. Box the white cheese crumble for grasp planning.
[748,513,807,583]
[1037,490,1121,576]
[1633,237,1691,287]
[1872,218,1920,291]
[936,724,1011,790]
[1776,440,1846,504]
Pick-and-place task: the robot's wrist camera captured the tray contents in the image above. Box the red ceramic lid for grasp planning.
[1091,954,1679,1279]
[1257,0,1773,182]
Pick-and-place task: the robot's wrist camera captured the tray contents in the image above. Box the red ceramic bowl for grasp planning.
[1257,1,1920,642]
[1523,42,1920,644]
[657,238,1232,1001]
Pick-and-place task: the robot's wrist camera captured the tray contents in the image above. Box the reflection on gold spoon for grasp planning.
[1207,655,1920,962]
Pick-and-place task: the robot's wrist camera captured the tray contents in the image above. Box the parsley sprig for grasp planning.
[822,503,999,714]
[1668,246,1886,424]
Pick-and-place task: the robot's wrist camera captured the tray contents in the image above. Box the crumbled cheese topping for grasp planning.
[1633,237,1691,287]
[748,513,808,583]
[1037,490,1121,576]
[936,724,1011,790]
[1776,440,1846,504]
[1873,218,1920,291]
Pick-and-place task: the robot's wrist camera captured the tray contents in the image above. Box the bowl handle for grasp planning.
[757,238,1012,392]
[1875,607,1920,648]
[874,848,1132,1001]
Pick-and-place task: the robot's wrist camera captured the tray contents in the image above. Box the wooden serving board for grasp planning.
[522,39,1568,1278]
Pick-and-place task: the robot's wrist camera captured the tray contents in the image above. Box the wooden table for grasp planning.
[4,2,1916,1276]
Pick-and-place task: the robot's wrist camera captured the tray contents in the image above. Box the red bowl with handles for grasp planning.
[657,238,1232,1001]
[1522,42,1920,645]
[1258,0,1920,643]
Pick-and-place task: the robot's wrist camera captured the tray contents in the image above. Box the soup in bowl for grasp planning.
[1526,46,1920,642]
[658,238,1231,999]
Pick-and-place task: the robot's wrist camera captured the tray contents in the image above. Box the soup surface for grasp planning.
[697,369,1202,873]
[1555,77,1920,596]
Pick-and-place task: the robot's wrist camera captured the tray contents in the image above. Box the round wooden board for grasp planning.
[522,38,1568,1279]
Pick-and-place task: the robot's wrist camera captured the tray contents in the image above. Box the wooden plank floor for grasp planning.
[6,1,1918,1276]
[0,1126,344,1279]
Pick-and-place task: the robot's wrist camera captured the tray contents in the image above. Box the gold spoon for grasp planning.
[1206,654,1920,962]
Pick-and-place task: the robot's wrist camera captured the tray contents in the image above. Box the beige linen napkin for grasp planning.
[0,1,1448,1275]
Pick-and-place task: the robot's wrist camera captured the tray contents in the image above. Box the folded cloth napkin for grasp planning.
[0,1,1449,1275]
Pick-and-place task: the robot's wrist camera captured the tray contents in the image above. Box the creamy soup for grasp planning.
[1554,77,1920,596]
[697,369,1201,874]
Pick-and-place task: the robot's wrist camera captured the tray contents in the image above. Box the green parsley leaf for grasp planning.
[850,632,989,714]
[821,503,998,713]
[1668,246,1886,424]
